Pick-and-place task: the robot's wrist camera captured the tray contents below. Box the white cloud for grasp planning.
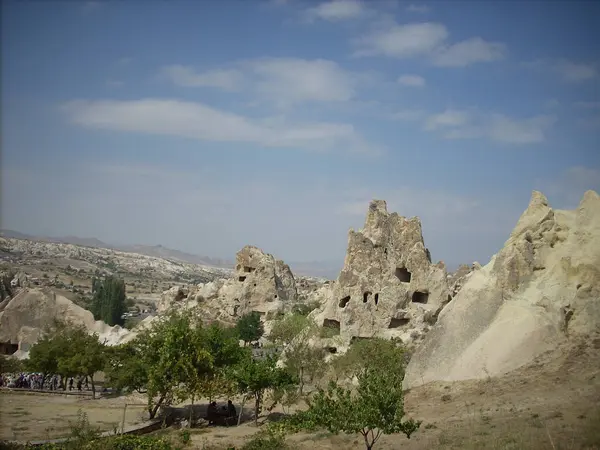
[424,110,556,144]
[573,101,600,109]
[61,98,382,154]
[554,60,597,82]
[391,109,425,121]
[305,0,367,21]
[353,22,448,58]
[353,21,506,67]
[535,166,600,208]
[526,59,598,83]
[486,114,556,144]
[160,65,243,91]
[406,4,430,13]
[105,80,124,88]
[424,109,470,130]
[397,74,426,87]
[246,58,357,105]
[432,37,507,67]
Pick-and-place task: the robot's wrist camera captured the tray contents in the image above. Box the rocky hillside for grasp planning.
[404,190,600,388]
[0,237,232,284]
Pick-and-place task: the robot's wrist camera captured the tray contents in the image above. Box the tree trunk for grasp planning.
[299,367,304,395]
[237,396,247,426]
[189,394,194,427]
[254,392,261,426]
[149,395,165,419]
[90,374,96,399]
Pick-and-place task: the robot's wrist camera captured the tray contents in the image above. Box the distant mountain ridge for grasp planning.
[0,229,234,269]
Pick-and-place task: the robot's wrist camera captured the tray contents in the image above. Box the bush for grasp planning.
[240,429,289,450]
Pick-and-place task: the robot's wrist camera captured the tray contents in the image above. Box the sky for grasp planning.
[2,0,600,276]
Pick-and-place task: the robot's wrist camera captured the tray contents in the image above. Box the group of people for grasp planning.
[206,400,237,426]
[0,372,90,392]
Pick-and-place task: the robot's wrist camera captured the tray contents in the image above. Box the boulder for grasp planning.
[311,200,451,348]
[403,190,600,389]
[0,287,130,357]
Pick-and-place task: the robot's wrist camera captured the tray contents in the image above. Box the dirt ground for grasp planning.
[0,391,148,442]
[1,338,599,449]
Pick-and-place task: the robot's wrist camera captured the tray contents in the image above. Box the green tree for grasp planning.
[281,338,420,450]
[269,314,326,394]
[230,354,297,426]
[27,323,106,396]
[236,311,264,346]
[57,328,106,398]
[105,308,213,419]
[0,354,23,374]
[90,276,127,326]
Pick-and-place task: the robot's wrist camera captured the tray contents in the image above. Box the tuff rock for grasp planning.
[403,190,600,389]
[310,200,451,350]
[158,245,299,323]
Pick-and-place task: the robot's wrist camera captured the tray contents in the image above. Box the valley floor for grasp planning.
[1,335,599,449]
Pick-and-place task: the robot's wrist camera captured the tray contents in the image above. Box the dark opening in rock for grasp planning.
[0,342,18,355]
[322,319,341,335]
[395,267,412,283]
[238,276,246,282]
[363,292,371,303]
[412,291,429,304]
[374,293,379,305]
[326,347,337,354]
[274,294,278,299]
[339,296,351,308]
[388,317,409,328]
[243,266,255,273]
[447,294,452,302]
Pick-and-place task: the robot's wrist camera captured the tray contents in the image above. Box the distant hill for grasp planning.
[0,229,342,278]
[118,244,234,269]
[0,229,233,269]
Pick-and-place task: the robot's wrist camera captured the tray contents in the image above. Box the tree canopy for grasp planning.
[281,338,420,450]
[236,311,264,346]
[90,276,127,326]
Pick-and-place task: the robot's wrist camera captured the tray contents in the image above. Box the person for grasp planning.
[69,378,74,391]
[77,378,82,391]
[206,401,218,425]
[226,400,237,425]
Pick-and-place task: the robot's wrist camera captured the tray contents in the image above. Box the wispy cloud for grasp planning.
[390,109,425,121]
[246,58,357,105]
[573,101,600,109]
[424,109,470,130]
[406,4,430,13]
[353,22,448,58]
[397,74,426,87]
[535,166,600,208]
[353,21,506,67]
[160,65,243,91]
[423,109,556,144]
[61,98,383,155]
[304,0,368,21]
[526,59,598,82]
[81,1,102,14]
[161,58,362,107]
[432,37,507,67]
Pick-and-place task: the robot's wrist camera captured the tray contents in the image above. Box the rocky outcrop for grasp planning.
[0,287,130,357]
[404,190,600,389]
[311,200,451,349]
[158,246,300,323]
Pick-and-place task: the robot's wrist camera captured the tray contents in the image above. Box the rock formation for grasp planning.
[404,190,600,389]
[0,287,130,358]
[158,245,300,323]
[311,200,451,349]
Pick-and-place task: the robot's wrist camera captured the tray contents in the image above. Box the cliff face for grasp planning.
[403,191,600,389]
[311,200,451,349]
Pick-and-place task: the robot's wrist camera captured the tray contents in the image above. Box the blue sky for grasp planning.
[2,0,599,275]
